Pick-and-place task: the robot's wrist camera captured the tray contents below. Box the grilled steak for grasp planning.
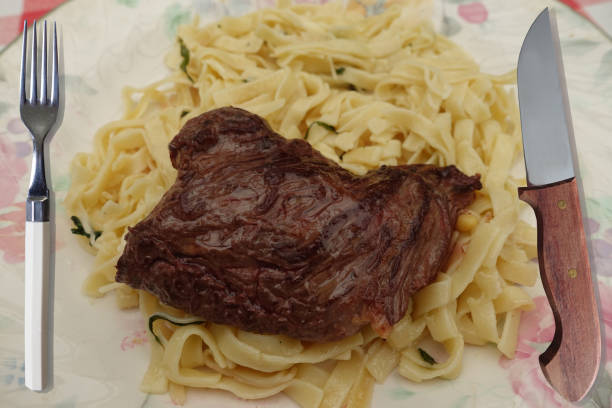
[116,107,481,342]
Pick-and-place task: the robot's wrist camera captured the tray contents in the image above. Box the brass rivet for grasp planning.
[558,200,567,210]
[568,268,577,279]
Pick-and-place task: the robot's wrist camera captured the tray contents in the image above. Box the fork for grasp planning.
[20,20,59,392]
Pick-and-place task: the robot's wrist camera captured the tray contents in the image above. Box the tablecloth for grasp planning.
[0,0,65,51]
[0,0,611,52]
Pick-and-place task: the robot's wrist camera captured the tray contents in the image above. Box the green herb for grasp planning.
[178,38,193,82]
[70,216,87,237]
[148,313,205,346]
[180,110,190,118]
[242,79,249,83]
[70,216,102,245]
[418,348,437,365]
[335,67,346,75]
[305,121,337,140]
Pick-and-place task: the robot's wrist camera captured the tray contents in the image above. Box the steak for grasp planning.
[115,107,481,342]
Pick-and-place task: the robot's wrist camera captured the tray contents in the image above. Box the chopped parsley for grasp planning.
[148,313,205,346]
[178,38,193,82]
[335,67,346,75]
[180,110,190,118]
[70,216,102,244]
[305,121,337,140]
[418,348,437,365]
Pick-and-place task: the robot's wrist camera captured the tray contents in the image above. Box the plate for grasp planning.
[0,0,611,407]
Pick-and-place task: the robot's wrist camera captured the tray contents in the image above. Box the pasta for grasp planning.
[64,0,538,406]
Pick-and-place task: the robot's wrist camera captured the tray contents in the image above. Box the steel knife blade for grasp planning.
[517,7,603,403]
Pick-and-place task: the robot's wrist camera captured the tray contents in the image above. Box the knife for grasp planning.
[516,7,603,402]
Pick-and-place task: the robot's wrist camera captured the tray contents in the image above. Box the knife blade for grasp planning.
[517,7,603,402]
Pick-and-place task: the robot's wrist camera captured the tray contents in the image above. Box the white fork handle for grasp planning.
[24,220,51,391]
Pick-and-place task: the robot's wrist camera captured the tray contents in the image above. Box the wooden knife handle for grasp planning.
[519,178,602,402]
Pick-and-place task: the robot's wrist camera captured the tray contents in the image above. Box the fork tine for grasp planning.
[20,20,27,104]
[39,21,47,104]
[29,20,37,104]
[51,22,58,105]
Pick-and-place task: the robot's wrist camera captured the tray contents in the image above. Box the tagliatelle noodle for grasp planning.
[64,1,538,406]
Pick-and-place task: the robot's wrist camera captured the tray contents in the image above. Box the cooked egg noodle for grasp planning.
[64,1,537,406]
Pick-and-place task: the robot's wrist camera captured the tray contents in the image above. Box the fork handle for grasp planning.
[24,220,52,391]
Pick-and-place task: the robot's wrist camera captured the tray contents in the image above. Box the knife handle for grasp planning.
[518,178,602,402]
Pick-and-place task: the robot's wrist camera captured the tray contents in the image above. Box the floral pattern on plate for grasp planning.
[0,0,610,407]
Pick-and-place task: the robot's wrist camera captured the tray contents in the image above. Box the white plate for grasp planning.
[0,0,611,407]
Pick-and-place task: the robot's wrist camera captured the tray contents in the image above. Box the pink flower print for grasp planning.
[457,2,488,24]
[0,203,26,263]
[13,142,30,158]
[500,357,570,408]
[0,133,29,208]
[121,329,149,351]
[587,218,600,234]
[596,282,612,360]
[501,283,612,407]
[516,296,555,346]
[499,296,570,407]
[7,118,26,134]
[604,227,612,243]
[593,236,612,277]
[586,216,612,277]
[0,201,65,264]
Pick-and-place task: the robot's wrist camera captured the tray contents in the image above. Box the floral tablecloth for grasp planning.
[0,0,611,407]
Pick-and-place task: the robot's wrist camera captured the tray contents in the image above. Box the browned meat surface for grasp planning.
[115,107,481,342]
